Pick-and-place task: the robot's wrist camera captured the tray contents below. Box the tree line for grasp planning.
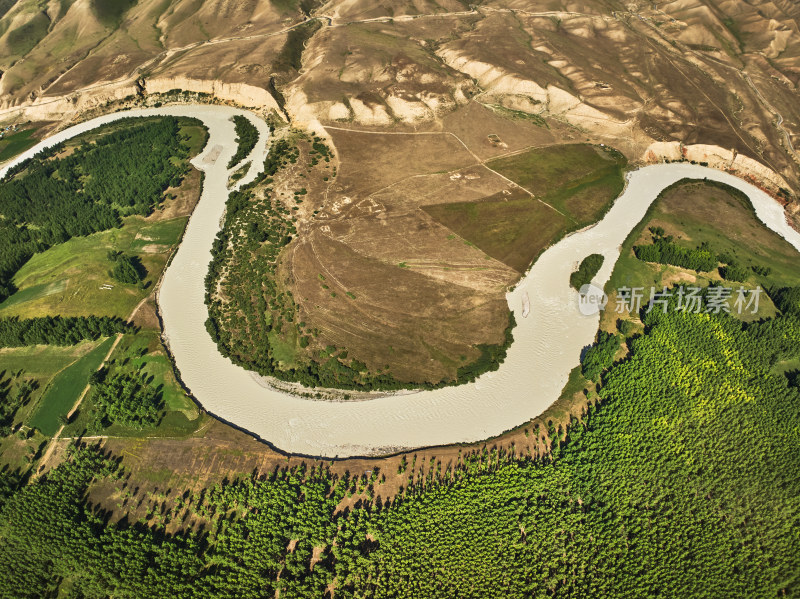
[227,116,260,168]
[0,316,134,347]
[633,227,718,272]
[0,371,36,437]
[581,329,620,380]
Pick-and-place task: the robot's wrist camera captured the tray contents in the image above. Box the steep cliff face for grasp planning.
[0,76,282,122]
[642,141,793,198]
[0,83,141,120]
[143,77,283,114]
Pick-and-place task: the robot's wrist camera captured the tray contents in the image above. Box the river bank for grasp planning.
[4,106,800,458]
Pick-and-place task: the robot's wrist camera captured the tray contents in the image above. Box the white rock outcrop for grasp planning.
[642,141,791,196]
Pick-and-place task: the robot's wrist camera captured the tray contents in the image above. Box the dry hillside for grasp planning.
[0,1,797,191]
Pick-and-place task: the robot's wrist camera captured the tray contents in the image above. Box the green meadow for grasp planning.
[28,337,115,435]
[0,216,187,319]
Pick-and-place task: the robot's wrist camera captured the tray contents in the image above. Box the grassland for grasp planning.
[0,215,188,319]
[0,118,203,319]
[91,0,137,27]
[424,190,570,272]
[210,128,623,386]
[602,179,800,330]
[180,122,209,157]
[62,329,204,439]
[0,115,206,446]
[0,343,101,431]
[485,143,627,224]
[3,9,49,57]
[27,337,114,435]
[0,127,38,163]
[424,144,627,273]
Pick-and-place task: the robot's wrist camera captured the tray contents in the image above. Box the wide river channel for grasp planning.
[3,105,800,457]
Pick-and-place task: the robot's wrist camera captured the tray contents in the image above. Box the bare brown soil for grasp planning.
[289,228,510,382]
[147,167,203,222]
[281,126,525,382]
[274,128,625,382]
[131,295,161,330]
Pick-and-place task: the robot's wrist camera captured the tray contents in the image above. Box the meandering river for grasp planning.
[3,105,800,457]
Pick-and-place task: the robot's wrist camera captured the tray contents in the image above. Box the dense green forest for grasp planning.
[227,116,259,168]
[580,329,620,378]
[719,263,750,282]
[107,251,147,285]
[0,117,198,302]
[205,135,515,391]
[570,253,604,290]
[87,371,162,430]
[0,316,133,347]
[773,285,800,314]
[0,291,797,596]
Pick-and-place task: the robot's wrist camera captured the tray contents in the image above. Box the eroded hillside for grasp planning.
[2,0,797,191]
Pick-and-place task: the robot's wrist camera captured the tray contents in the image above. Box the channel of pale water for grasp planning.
[4,106,800,457]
